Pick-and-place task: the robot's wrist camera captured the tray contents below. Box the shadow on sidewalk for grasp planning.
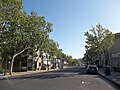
[98,68,120,89]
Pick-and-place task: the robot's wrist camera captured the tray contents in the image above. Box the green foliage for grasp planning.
[0,0,74,75]
[0,0,23,61]
[63,55,79,65]
[84,24,115,64]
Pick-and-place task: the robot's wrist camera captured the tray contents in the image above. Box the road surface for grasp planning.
[0,66,119,90]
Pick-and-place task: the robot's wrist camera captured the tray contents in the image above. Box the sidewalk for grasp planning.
[98,68,120,87]
[0,69,55,79]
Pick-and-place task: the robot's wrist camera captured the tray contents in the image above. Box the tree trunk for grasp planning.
[47,58,49,70]
[40,55,44,70]
[10,55,16,76]
[10,47,30,76]
[105,51,110,66]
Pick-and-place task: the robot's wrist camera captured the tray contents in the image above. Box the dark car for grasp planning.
[86,65,98,75]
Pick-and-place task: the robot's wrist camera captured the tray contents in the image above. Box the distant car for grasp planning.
[86,65,98,75]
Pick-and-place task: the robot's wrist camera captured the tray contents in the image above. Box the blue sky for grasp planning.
[22,0,120,59]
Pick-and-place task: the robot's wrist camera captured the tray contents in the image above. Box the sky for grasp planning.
[22,0,120,59]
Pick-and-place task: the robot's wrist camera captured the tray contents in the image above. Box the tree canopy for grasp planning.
[84,24,115,66]
[0,0,73,75]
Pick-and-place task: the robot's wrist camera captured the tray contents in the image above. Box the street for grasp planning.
[0,66,119,90]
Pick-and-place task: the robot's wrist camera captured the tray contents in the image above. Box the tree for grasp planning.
[10,11,53,75]
[64,55,79,66]
[0,0,54,75]
[47,39,59,59]
[0,0,24,74]
[0,0,75,74]
[84,24,115,66]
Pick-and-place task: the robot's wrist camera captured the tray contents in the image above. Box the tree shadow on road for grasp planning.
[0,67,88,80]
[7,73,79,80]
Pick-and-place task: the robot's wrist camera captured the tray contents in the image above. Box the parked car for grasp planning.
[86,65,98,75]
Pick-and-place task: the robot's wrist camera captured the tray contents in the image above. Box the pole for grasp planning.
[9,61,10,74]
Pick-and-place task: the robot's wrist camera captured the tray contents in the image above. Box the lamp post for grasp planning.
[8,61,10,74]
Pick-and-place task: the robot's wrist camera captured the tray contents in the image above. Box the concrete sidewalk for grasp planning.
[0,69,55,79]
[98,68,120,87]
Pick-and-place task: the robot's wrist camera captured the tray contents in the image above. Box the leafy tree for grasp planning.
[0,0,24,74]
[0,0,54,75]
[65,55,79,66]
[84,24,115,66]
[46,38,59,59]
[0,0,76,75]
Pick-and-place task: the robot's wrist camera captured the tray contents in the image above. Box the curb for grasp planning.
[98,73,120,88]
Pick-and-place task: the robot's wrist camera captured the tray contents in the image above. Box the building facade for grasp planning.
[109,33,120,71]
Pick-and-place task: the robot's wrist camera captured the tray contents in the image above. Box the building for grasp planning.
[12,50,63,72]
[13,55,28,72]
[109,33,120,71]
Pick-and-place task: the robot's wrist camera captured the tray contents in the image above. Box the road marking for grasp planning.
[81,81,85,84]
[81,81,91,84]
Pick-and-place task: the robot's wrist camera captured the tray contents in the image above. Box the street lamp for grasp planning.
[8,61,10,74]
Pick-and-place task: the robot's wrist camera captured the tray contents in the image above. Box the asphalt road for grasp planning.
[0,66,119,90]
